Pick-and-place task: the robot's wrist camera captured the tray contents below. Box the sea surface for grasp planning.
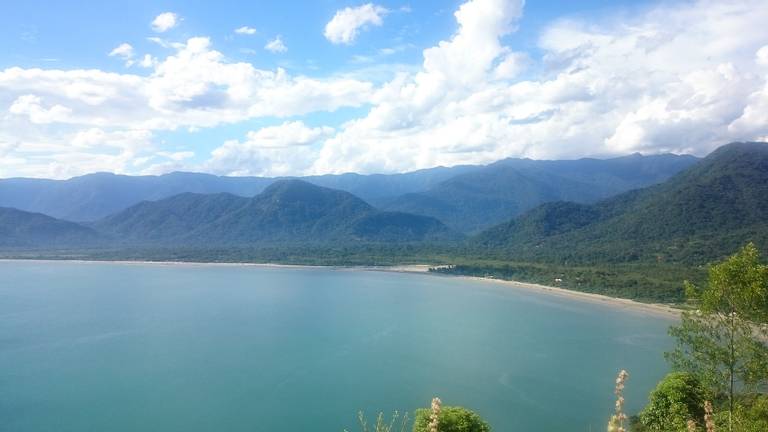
[0,261,675,431]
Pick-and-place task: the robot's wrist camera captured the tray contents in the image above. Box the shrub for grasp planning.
[412,406,491,432]
[639,372,708,431]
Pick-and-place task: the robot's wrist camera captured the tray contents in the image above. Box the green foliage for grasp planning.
[411,406,490,432]
[666,243,768,431]
[727,395,768,432]
[638,372,708,431]
[695,243,768,323]
[430,261,702,303]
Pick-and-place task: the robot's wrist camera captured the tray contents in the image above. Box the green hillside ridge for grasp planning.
[385,153,698,233]
[0,207,102,247]
[94,179,459,245]
[473,142,768,266]
[92,192,251,242]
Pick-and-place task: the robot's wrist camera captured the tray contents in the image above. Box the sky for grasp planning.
[0,0,767,179]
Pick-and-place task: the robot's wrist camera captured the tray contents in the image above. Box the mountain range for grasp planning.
[1,143,764,267]
[385,153,698,232]
[0,153,697,233]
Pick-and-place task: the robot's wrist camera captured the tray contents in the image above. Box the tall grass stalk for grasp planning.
[429,397,442,432]
[345,411,409,432]
[607,370,629,432]
[704,401,716,432]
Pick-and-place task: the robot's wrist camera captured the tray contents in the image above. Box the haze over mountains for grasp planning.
[385,153,698,232]
[0,152,697,232]
[2,143,765,263]
[0,207,101,248]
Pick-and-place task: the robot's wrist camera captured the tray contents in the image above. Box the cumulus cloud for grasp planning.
[9,95,73,124]
[109,43,134,59]
[324,3,388,45]
[0,37,372,130]
[265,36,287,53]
[206,121,334,176]
[109,43,136,67]
[234,26,257,35]
[151,12,179,33]
[308,0,768,175]
[4,0,768,179]
[0,37,371,177]
[138,54,157,68]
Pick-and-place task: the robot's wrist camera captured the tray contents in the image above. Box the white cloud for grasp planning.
[157,150,195,161]
[206,121,334,176]
[109,43,136,67]
[308,0,768,175]
[109,43,134,59]
[138,54,157,68]
[146,37,183,49]
[9,95,73,124]
[235,26,257,35]
[324,3,388,45]
[71,128,153,151]
[265,36,287,53]
[151,12,179,33]
[0,37,371,177]
[3,0,768,179]
[0,37,372,131]
[757,45,768,66]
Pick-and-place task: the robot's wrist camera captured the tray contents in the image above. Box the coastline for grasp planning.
[0,258,680,319]
[451,275,682,319]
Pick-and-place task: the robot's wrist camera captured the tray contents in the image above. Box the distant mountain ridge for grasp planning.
[0,207,101,248]
[0,152,697,227]
[385,152,699,232]
[474,142,768,265]
[0,165,477,222]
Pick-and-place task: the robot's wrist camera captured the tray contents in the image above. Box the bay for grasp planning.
[0,261,673,431]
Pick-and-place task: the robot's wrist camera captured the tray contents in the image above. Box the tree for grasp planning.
[638,372,708,431]
[666,243,768,432]
[412,406,491,432]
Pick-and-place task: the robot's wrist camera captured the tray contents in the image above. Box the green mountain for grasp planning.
[0,172,273,222]
[0,165,476,222]
[0,207,101,248]
[93,192,251,242]
[0,153,695,225]
[95,180,458,245]
[385,153,698,233]
[474,142,768,265]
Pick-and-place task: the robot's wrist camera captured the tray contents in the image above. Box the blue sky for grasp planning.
[0,0,767,179]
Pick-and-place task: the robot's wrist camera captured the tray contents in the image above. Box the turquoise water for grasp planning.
[0,261,674,431]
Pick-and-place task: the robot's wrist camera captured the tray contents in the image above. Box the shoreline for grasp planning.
[450,275,682,319]
[0,258,680,319]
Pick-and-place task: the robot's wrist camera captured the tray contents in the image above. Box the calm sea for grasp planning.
[0,261,674,431]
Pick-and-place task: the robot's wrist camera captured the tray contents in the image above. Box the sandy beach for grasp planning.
[1,259,681,319]
[358,264,681,318]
